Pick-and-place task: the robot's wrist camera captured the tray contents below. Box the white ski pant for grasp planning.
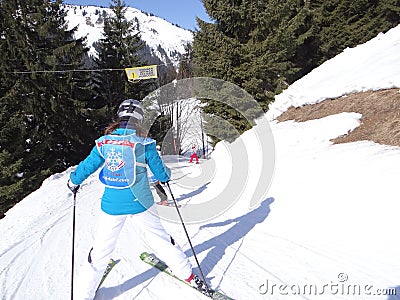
[74,205,192,300]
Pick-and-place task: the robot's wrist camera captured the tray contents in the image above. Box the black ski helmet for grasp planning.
[117,99,144,122]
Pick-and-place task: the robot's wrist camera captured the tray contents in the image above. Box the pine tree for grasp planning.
[177,43,194,79]
[311,0,400,63]
[194,0,315,143]
[0,0,94,216]
[157,64,177,86]
[197,0,316,102]
[92,0,155,125]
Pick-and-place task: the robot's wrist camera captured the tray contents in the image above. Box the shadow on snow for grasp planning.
[97,197,274,299]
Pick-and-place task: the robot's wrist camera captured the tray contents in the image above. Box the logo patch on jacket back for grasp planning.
[105,148,125,172]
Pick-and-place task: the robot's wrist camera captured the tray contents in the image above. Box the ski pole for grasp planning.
[71,192,77,300]
[165,182,210,291]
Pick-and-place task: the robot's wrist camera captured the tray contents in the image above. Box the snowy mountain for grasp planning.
[64,4,193,67]
[1,25,400,300]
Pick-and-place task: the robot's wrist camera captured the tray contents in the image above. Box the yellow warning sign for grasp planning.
[125,65,158,81]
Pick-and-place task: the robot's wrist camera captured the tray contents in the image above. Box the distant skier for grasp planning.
[67,99,205,300]
[189,145,199,164]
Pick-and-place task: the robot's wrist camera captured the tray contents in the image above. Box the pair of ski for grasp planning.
[97,253,232,300]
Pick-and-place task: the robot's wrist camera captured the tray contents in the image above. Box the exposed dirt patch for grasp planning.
[277,88,400,147]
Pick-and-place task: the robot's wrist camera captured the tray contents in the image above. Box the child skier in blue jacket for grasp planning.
[68,99,204,299]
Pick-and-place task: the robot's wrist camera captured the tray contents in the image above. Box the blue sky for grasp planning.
[64,0,212,30]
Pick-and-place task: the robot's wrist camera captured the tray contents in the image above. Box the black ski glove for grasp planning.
[67,179,80,195]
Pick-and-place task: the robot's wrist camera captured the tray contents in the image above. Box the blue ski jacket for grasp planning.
[69,128,171,215]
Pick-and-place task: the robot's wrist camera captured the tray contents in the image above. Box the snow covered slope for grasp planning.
[64,4,193,66]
